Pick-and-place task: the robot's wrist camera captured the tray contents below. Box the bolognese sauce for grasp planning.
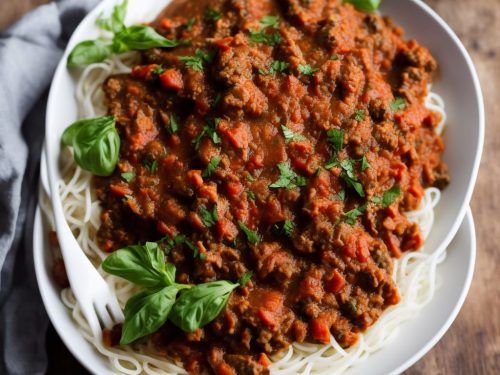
[94,0,448,373]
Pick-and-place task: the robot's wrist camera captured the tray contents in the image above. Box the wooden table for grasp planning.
[1,1,498,374]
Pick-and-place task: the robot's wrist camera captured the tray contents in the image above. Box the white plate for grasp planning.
[36,0,484,373]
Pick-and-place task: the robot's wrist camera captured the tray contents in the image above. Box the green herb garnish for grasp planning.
[179,49,216,71]
[61,116,120,176]
[355,109,365,122]
[198,205,219,227]
[204,7,222,21]
[273,220,295,237]
[192,118,222,149]
[281,125,306,144]
[202,156,221,178]
[390,97,407,112]
[298,64,319,75]
[68,1,189,67]
[344,204,368,225]
[269,162,307,190]
[121,171,135,182]
[184,17,196,30]
[343,0,382,13]
[238,221,262,244]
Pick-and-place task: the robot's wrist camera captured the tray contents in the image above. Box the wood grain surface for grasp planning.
[1,0,498,374]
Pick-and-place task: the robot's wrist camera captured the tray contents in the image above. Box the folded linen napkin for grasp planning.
[0,1,98,373]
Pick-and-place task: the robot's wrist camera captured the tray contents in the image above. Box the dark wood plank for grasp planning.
[1,0,498,374]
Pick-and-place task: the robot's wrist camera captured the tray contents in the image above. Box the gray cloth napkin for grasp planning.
[0,1,98,374]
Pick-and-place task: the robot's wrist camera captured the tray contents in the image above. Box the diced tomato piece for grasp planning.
[216,363,236,375]
[257,309,276,328]
[257,353,271,368]
[226,181,243,198]
[131,64,158,80]
[157,221,169,235]
[310,318,330,343]
[324,270,345,293]
[159,69,184,91]
[109,183,132,197]
[385,233,402,258]
[187,170,203,188]
[160,18,174,29]
[216,218,238,241]
[214,37,233,51]
[126,84,141,95]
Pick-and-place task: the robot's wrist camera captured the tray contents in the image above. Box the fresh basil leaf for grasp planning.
[382,186,401,208]
[102,242,168,288]
[96,0,128,33]
[343,0,382,13]
[169,114,179,133]
[170,280,239,332]
[371,196,382,204]
[336,190,346,201]
[67,40,113,67]
[121,286,179,344]
[238,221,262,244]
[113,25,189,53]
[184,17,196,31]
[62,116,120,176]
[270,60,290,74]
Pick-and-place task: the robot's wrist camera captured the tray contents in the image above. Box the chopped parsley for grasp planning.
[260,15,279,29]
[204,8,222,21]
[184,17,196,30]
[382,186,401,208]
[121,172,135,182]
[249,30,282,46]
[281,125,306,144]
[273,220,295,237]
[355,109,365,122]
[246,174,255,182]
[213,93,222,108]
[143,158,158,174]
[202,156,221,178]
[371,186,402,208]
[298,64,319,75]
[327,128,345,153]
[192,117,222,149]
[271,60,290,73]
[360,155,370,171]
[168,114,179,133]
[339,159,365,197]
[122,194,133,203]
[390,97,407,112]
[179,49,216,71]
[344,204,367,225]
[336,190,346,201]
[325,128,345,169]
[198,205,219,227]
[269,162,307,190]
[330,54,338,60]
[247,190,256,200]
[238,221,262,244]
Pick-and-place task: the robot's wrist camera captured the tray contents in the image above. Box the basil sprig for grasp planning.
[102,241,252,344]
[343,0,382,12]
[67,0,189,67]
[61,116,120,176]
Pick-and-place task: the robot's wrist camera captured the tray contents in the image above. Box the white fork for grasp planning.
[41,145,124,340]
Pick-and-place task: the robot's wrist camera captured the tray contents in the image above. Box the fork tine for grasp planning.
[107,294,125,322]
[95,302,114,329]
[80,302,102,340]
